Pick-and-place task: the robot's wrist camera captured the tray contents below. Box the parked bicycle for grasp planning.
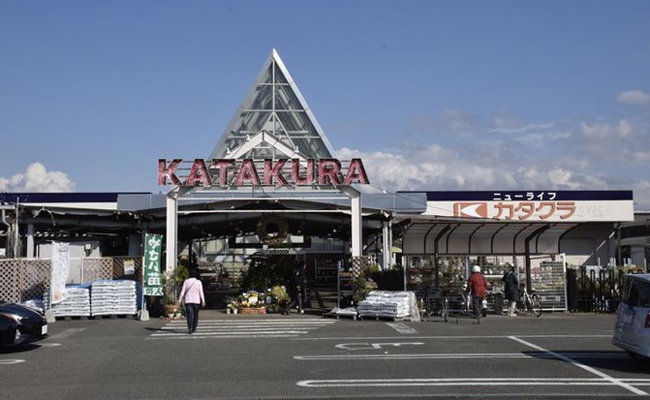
[517,284,542,317]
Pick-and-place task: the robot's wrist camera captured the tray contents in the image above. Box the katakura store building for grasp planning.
[0,50,635,312]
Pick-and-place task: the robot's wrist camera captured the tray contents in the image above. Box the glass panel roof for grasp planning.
[210,49,335,160]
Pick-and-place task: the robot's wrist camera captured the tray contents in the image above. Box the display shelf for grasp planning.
[315,258,339,287]
[339,271,355,294]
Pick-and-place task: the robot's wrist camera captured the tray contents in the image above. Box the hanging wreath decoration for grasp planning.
[256,214,289,246]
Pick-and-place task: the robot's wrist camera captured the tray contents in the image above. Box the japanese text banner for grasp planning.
[424,200,634,222]
[143,233,163,296]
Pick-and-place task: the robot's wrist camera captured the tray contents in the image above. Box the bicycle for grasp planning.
[516,285,542,317]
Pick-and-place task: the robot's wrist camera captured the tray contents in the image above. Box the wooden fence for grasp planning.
[0,257,143,303]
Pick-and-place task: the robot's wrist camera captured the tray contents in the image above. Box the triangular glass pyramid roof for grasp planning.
[209,49,336,160]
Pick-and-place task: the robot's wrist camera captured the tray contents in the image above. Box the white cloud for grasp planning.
[413,109,479,134]
[631,150,650,163]
[338,145,557,193]
[617,90,650,105]
[336,133,648,206]
[580,119,634,139]
[633,181,650,211]
[487,122,556,134]
[341,105,650,209]
[0,163,75,192]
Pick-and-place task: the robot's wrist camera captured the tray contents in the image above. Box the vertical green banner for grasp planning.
[143,233,164,296]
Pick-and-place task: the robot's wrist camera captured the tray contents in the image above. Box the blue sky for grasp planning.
[1,1,649,209]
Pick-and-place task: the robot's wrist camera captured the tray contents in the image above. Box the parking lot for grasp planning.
[1,311,649,400]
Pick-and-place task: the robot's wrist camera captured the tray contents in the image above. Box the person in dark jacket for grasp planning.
[467,265,488,318]
[502,266,519,317]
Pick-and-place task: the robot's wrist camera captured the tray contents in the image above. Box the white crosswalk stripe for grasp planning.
[148,319,336,340]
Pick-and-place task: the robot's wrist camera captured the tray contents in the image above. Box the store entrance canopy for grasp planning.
[400,218,580,255]
[398,190,634,256]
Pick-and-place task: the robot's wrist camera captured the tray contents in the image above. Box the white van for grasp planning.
[612,273,650,359]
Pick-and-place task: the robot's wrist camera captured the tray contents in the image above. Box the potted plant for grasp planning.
[161,293,179,318]
[270,285,291,314]
[225,296,239,314]
[237,290,267,314]
[160,264,190,318]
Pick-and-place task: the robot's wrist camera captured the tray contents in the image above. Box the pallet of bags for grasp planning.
[357,290,419,320]
[90,280,137,316]
[44,285,91,317]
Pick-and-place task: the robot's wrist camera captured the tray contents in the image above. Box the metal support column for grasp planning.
[616,222,622,266]
[340,186,362,258]
[382,220,391,270]
[525,225,550,293]
[433,225,451,288]
[13,201,20,258]
[166,190,179,276]
[27,223,34,258]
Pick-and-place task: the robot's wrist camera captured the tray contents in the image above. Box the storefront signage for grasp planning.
[157,158,369,187]
[453,201,577,220]
[423,200,633,222]
[143,233,163,296]
[492,191,557,201]
[123,259,135,276]
[403,190,635,222]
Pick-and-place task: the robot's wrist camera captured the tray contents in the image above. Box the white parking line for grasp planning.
[386,322,418,334]
[296,377,650,388]
[46,328,86,340]
[0,359,25,365]
[509,336,648,396]
[334,342,424,351]
[292,334,611,341]
[294,352,628,361]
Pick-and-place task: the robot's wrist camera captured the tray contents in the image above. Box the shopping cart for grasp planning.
[446,289,472,320]
[422,286,449,322]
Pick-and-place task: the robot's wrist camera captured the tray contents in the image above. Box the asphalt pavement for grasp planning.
[1,310,649,400]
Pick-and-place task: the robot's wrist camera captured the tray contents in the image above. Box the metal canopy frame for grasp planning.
[402,220,579,255]
[400,219,581,292]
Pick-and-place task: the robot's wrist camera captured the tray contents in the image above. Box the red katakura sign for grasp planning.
[158,158,369,187]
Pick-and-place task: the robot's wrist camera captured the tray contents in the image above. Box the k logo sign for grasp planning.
[454,202,488,218]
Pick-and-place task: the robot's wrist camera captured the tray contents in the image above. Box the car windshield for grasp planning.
[622,278,650,308]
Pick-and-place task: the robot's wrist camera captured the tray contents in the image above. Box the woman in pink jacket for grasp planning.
[178,268,206,334]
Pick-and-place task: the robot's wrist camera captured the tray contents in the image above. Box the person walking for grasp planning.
[294,261,307,313]
[467,265,488,319]
[502,266,519,317]
[178,268,206,334]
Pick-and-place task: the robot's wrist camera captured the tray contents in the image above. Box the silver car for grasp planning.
[612,273,650,359]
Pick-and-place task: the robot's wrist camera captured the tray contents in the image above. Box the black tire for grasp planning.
[531,294,542,317]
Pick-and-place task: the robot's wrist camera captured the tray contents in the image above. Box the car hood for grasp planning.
[0,303,45,320]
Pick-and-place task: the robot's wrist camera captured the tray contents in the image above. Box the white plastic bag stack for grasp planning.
[45,286,91,317]
[358,290,415,319]
[90,280,137,316]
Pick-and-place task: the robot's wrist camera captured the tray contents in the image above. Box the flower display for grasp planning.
[227,286,291,313]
